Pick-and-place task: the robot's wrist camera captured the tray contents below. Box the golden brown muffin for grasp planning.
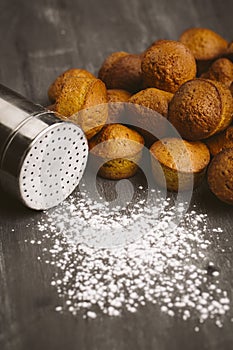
[48,68,95,102]
[55,78,108,139]
[205,126,233,156]
[129,88,173,117]
[150,138,210,191]
[207,148,233,204]
[200,58,233,87]
[98,52,129,81]
[141,40,196,93]
[107,89,132,124]
[128,88,173,146]
[179,28,228,75]
[98,52,142,93]
[179,28,228,61]
[89,124,144,179]
[168,79,233,140]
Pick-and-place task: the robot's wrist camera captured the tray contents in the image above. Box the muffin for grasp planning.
[98,51,129,81]
[89,124,144,179]
[207,148,233,204]
[107,89,132,123]
[141,40,196,93]
[48,68,95,102]
[168,79,233,140]
[98,52,142,93]
[200,58,233,87]
[128,88,173,146]
[150,138,210,191]
[54,78,108,139]
[179,28,228,75]
[205,126,233,156]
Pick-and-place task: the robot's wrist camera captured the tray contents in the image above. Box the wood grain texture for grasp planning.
[0,0,233,349]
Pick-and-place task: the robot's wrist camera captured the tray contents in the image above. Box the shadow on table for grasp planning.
[191,179,232,216]
[0,172,231,221]
[0,188,37,220]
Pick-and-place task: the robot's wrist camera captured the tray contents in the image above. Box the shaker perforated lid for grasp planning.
[0,84,88,210]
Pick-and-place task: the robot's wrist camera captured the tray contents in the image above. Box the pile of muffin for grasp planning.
[47,27,233,205]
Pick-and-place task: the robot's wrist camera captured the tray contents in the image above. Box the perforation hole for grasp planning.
[20,122,88,210]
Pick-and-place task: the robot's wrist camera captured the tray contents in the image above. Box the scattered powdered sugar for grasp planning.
[32,184,230,328]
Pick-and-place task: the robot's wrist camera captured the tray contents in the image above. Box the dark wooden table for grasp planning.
[0,1,233,349]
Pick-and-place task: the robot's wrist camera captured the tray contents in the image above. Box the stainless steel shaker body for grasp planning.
[0,84,88,210]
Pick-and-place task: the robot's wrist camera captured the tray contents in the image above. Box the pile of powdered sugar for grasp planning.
[32,183,230,330]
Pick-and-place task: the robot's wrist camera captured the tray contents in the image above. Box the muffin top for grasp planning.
[54,78,108,139]
[207,148,233,204]
[179,28,228,61]
[129,88,173,117]
[168,78,233,140]
[89,124,144,159]
[99,53,142,92]
[141,40,196,93]
[98,51,129,83]
[55,78,107,117]
[201,58,233,87]
[150,138,210,173]
[48,68,95,102]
